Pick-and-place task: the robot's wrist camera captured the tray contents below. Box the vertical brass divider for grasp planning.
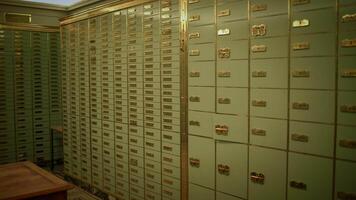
[213,0,217,199]
[246,0,251,199]
[286,0,292,199]
[180,0,188,200]
[332,0,340,199]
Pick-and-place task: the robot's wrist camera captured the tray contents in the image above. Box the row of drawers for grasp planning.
[189,111,356,159]
[188,33,356,62]
[189,88,356,124]
[188,57,356,90]
[189,140,355,200]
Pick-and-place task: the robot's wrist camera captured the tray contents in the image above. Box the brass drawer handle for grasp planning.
[190,49,200,56]
[189,32,200,39]
[251,4,267,12]
[189,71,200,77]
[342,14,356,23]
[218,9,230,17]
[218,71,231,77]
[163,179,173,185]
[218,98,230,104]
[215,125,229,135]
[188,0,199,3]
[163,146,173,151]
[292,0,310,5]
[217,164,230,175]
[252,71,267,78]
[292,102,309,110]
[189,15,200,22]
[337,192,356,200]
[341,39,356,47]
[292,19,310,28]
[290,181,307,190]
[341,70,356,78]
[163,168,173,174]
[251,45,267,53]
[189,121,200,126]
[340,105,356,113]
[292,70,310,77]
[189,158,200,167]
[339,139,356,149]
[163,134,172,140]
[218,48,231,58]
[252,100,267,107]
[291,134,309,143]
[217,28,230,36]
[251,24,266,36]
[251,128,266,136]
[189,96,200,102]
[293,42,310,50]
[250,172,265,184]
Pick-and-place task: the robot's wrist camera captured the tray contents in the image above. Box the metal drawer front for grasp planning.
[188,61,215,86]
[217,60,248,87]
[290,90,335,123]
[251,14,288,38]
[188,111,214,138]
[216,142,248,198]
[336,126,356,161]
[188,24,216,44]
[189,184,215,200]
[338,91,356,125]
[288,153,333,200]
[188,86,215,112]
[289,121,334,157]
[290,57,336,90]
[338,56,356,90]
[188,43,215,62]
[251,37,289,59]
[291,33,336,57]
[217,20,249,41]
[291,0,335,11]
[250,117,288,150]
[335,161,356,200]
[188,6,215,27]
[217,87,248,115]
[339,6,356,32]
[217,40,249,60]
[251,58,288,89]
[250,0,288,18]
[251,89,288,119]
[217,0,248,22]
[339,31,356,55]
[213,114,248,143]
[291,8,336,34]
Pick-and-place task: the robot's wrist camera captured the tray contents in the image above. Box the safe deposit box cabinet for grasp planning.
[60,0,356,200]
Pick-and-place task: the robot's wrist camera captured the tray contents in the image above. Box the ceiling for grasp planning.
[22,0,86,7]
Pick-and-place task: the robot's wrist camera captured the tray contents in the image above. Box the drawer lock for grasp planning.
[215,125,229,135]
[292,70,310,78]
[340,105,356,113]
[251,45,267,53]
[189,71,200,77]
[292,102,309,110]
[189,158,200,167]
[218,71,231,77]
[250,172,265,184]
[341,70,356,78]
[189,121,200,126]
[218,164,230,175]
[293,42,310,50]
[341,39,356,47]
[251,128,266,136]
[189,96,200,102]
[251,24,267,36]
[218,48,231,58]
[189,32,200,39]
[252,100,267,107]
[190,49,200,56]
[290,181,307,190]
[342,14,356,23]
[291,134,309,143]
[252,71,267,78]
[218,9,230,17]
[218,28,230,36]
[189,15,200,22]
[292,19,310,28]
[218,98,231,104]
[339,140,356,149]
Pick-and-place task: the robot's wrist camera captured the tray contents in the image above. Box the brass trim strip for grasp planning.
[0,23,59,32]
[60,0,156,25]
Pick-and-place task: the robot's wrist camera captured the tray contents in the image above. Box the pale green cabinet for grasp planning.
[189,184,215,200]
[335,161,356,200]
[336,125,356,161]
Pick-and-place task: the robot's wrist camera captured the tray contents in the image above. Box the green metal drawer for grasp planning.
[335,160,356,200]
[339,31,356,55]
[145,138,160,152]
[249,146,287,200]
[289,121,334,157]
[290,90,335,123]
[188,43,215,62]
[250,0,288,18]
[116,183,129,198]
[251,14,288,38]
[145,170,161,185]
[251,37,289,59]
[217,40,248,60]
[144,128,160,141]
[250,117,288,150]
[145,148,161,163]
[188,25,215,44]
[145,159,161,173]
[291,33,336,57]
[216,142,248,198]
[217,20,249,41]
[217,87,248,115]
[339,5,356,32]
[189,184,214,200]
[188,86,215,112]
[337,92,356,125]
[291,0,335,11]
[336,125,356,161]
[145,181,162,195]
[188,135,215,189]
[188,61,215,87]
[216,192,244,200]
[251,58,288,89]
[288,153,333,200]
[188,6,215,27]
[250,88,288,119]
[338,56,356,90]
[291,8,336,34]
[188,111,213,138]
[162,131,180,145]
[290,57,336,90]
[162,142,180,156]
[162,164,180,180]
[217,60,248,87]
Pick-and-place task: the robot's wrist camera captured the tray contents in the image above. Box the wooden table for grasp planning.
[0,161,73,200]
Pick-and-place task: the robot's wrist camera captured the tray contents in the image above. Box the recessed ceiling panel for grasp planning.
[22,0,83,6]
